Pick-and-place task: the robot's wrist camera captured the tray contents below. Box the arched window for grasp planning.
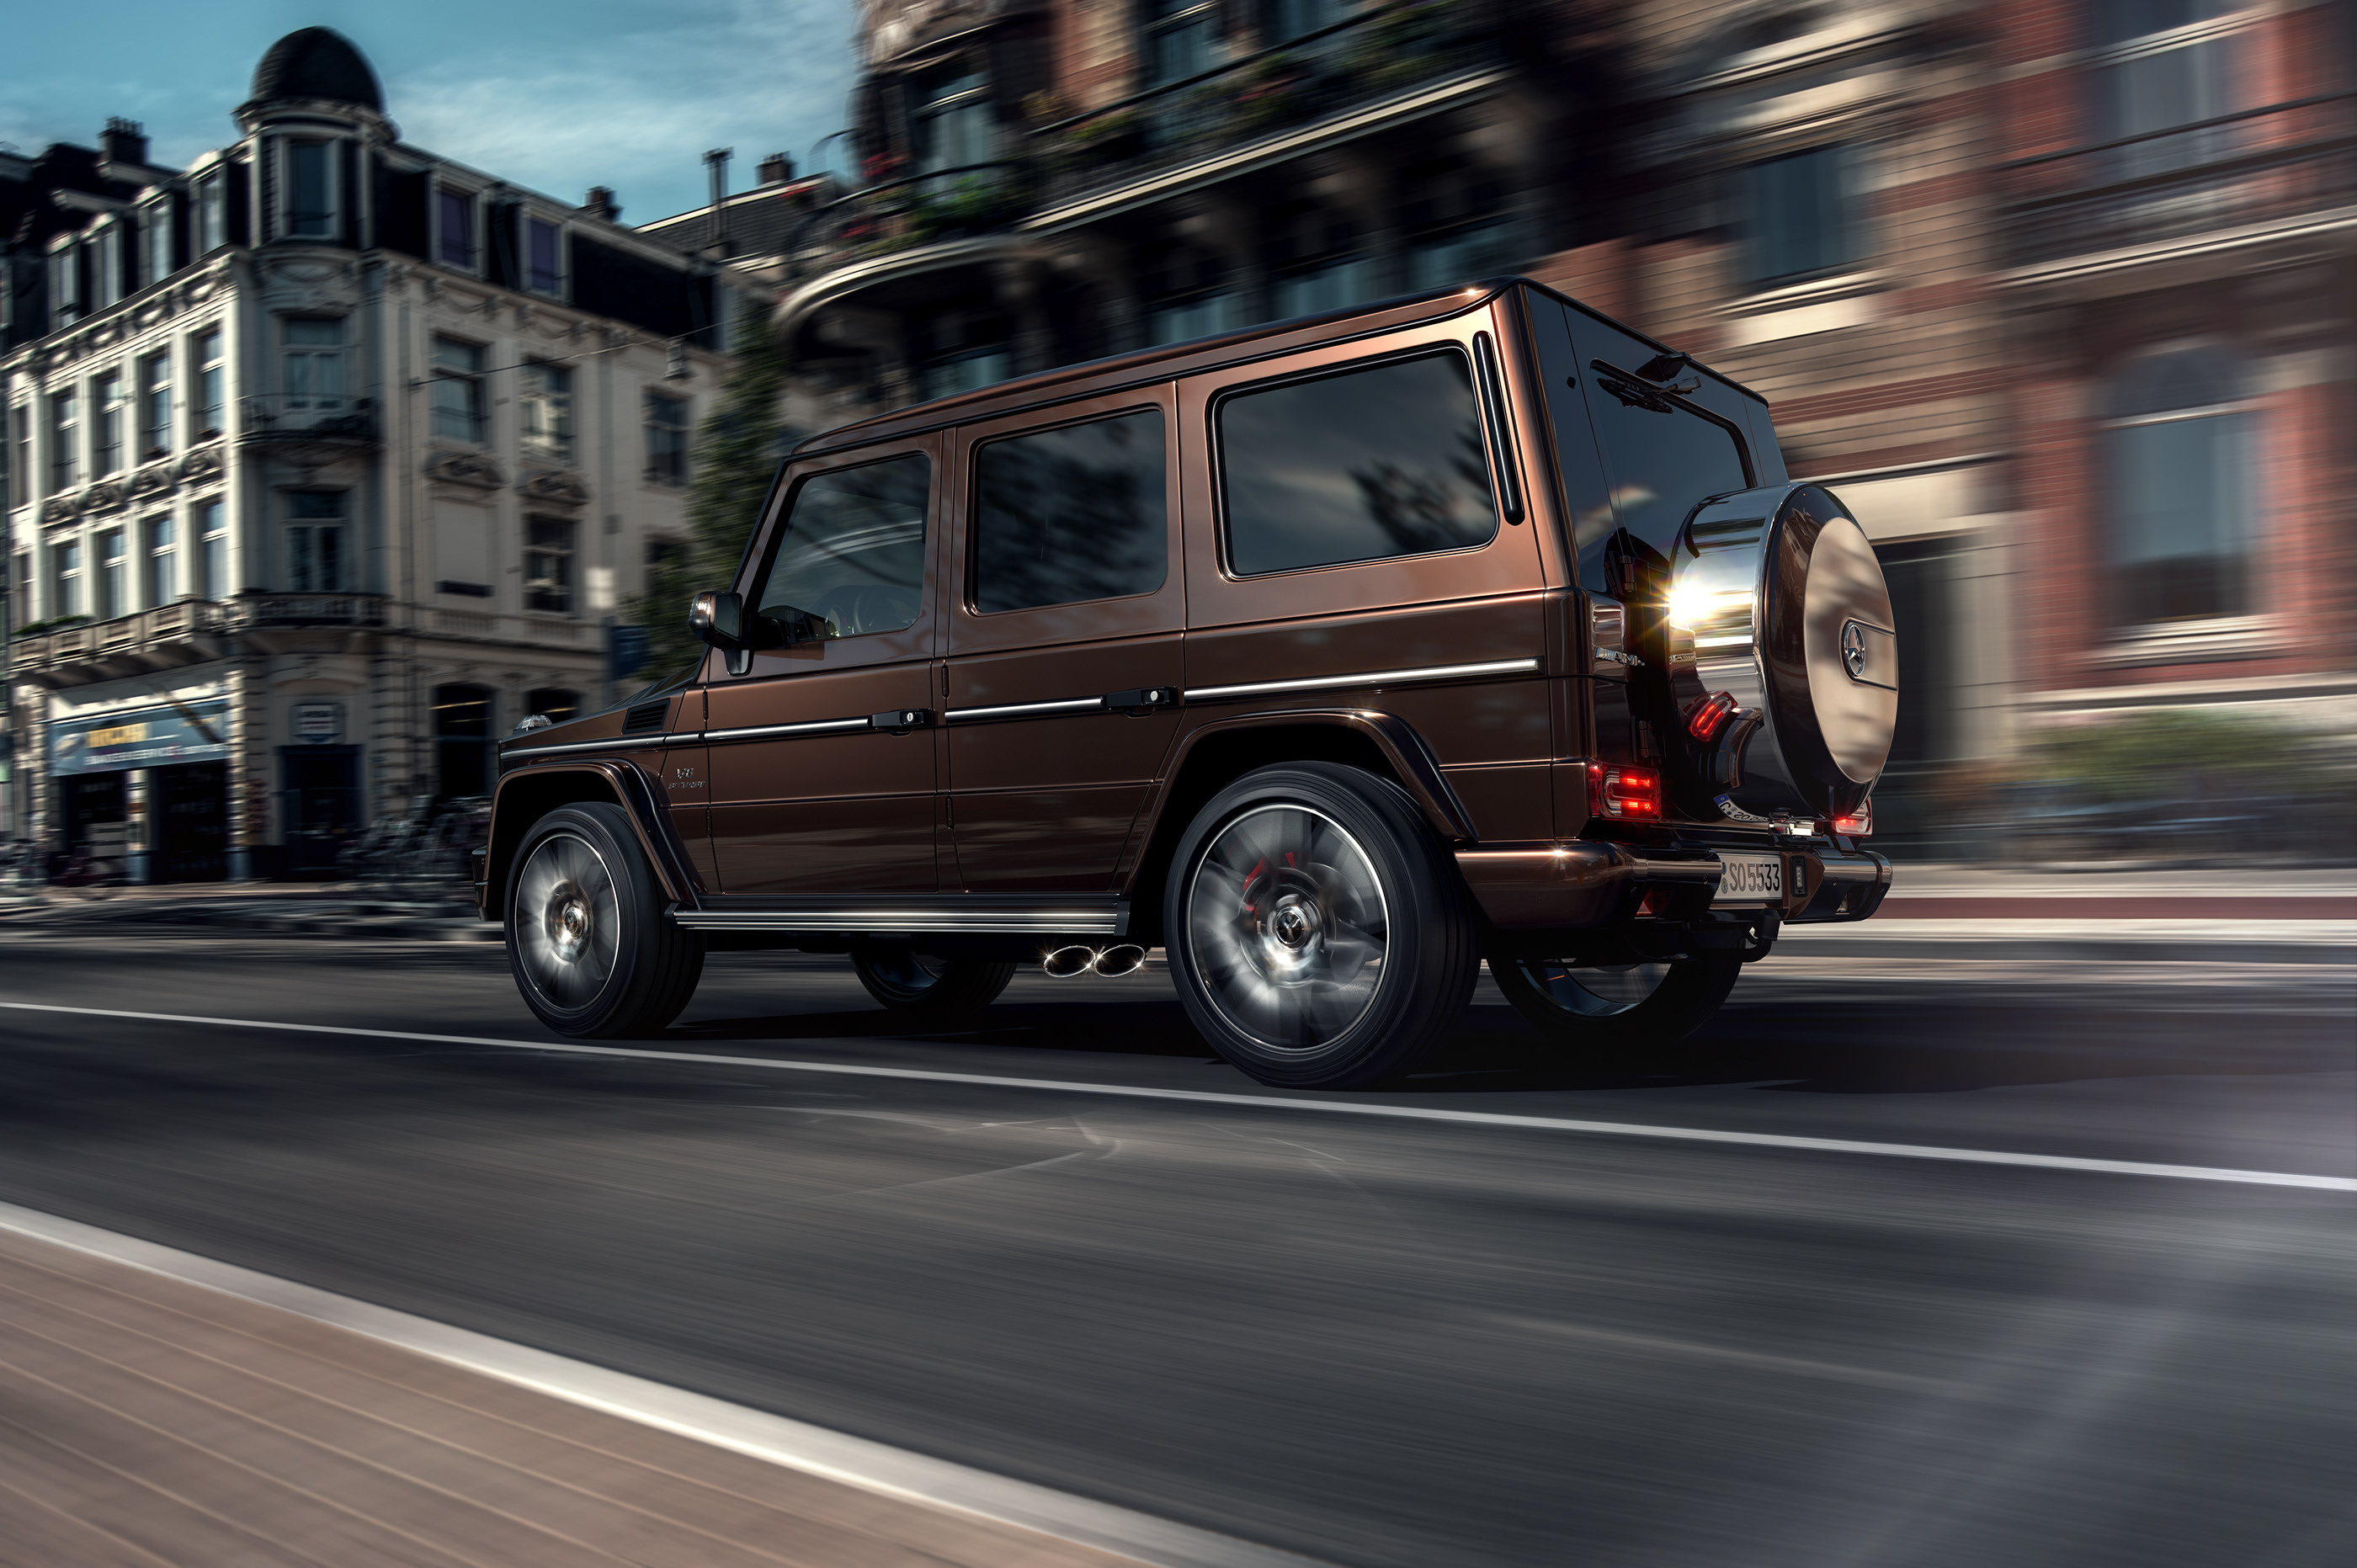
[2103,344,2250,626]
[434,683,494,798]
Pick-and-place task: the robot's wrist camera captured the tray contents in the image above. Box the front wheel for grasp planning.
[849,946,1018,1018]
[507,802,705,1038]
[1164,763,1479,1089]
[1487,951,1741,1058]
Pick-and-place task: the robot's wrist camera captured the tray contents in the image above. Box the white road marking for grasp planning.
[3,1000,2351,1192]
[0,1199,1324,1568]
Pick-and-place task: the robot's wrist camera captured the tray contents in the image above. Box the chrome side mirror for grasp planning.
[689,589,752,674]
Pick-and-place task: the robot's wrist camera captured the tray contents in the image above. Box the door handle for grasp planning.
[1100,688,1177,711]
[869,709,933,731]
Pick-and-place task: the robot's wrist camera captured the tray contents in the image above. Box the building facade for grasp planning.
[1,29,747,879]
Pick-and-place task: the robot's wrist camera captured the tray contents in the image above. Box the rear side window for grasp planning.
[972,409,1167,614]
[755,453,928,639]
[1581,372,1752,554]
[1218,351,1498,577]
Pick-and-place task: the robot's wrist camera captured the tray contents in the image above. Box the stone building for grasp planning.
[1,29,751,878]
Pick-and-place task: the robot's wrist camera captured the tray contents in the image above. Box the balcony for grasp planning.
[2004,93,2356,289]
[237,395,380,453]
[8,600,232,689]
[229,591,388,630]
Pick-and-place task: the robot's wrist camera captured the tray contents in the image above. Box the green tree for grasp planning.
[624,304,793,681]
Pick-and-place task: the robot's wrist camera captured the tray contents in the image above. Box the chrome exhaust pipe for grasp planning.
[1041,944,1097,978]
[1093,943,1148,977]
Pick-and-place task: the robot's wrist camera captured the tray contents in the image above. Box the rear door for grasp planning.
[703,440,942,895]
[944,389,1184,890]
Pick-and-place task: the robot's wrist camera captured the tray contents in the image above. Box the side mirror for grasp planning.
[689,590,753,674]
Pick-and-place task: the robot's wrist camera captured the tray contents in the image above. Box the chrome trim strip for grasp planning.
[674,909,1123,935]
[1184,657,1540,702]
[702,717,873,742]
[946,697,1105,723]
[503,733,677,758]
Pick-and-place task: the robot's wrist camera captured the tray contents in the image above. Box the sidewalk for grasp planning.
[0,881,497,942]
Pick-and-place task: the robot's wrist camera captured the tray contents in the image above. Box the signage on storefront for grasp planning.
[51,699,231,776]
[293,703,343,743]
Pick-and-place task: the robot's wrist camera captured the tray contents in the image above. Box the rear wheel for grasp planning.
[507,802,704,1038]
[850,947,1018,1018]
[1487,952,1741,1058]
[1164,763,1479,1089]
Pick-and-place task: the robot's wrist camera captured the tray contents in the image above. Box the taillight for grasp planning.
[1588,761,1661,821]
[1833,798,1873,837]
[1685,691,1737,742]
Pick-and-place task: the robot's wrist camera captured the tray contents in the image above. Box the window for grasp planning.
[519,363,572,461]
[51,242,82,329]
[144,200,173,288]
[526,217,563,295]
[2104,344,2249,625]
[431,338,485,443]
[437,188,476,269]
[96,527,125,619]
[1144,292,1241,347]
[50,386,80,493]
[193,327,225,438]
[1147,0,1221,84]
[195,499,227,600]
[2091,0,2240,175]
[139,352,173,459]
[1577,363,1753,560]
[195,171,226,254]
[1218,352,1498,576]
[12,552,28,630]
[434,684,494,798]
[643,391,689,483]
[1263,0,1341,41]
[283,317,344,410]
[1737,145,1860,287]
[524,516,576,613]
[525,688,580,724]
[96,224,125,309]
[973,410,1167,613]
[145,514,176,606]
[753,454,929,640]
[1269,256,1374,320]
[8,405,29,508]
[285,491,345,591]
[288,141,333,238]
[93,369,125,477]
[54,539,83,619]
[914,64,995,175]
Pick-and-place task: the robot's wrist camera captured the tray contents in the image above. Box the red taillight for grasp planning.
[1685,691,1737,742]
[1588,761,1661,821]
[1833,798,1873,837]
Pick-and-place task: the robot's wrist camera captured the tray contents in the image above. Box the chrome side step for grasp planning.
[670,897,1125,936]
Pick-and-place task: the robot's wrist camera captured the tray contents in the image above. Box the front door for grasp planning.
[703,440,942,895]
[944,390,1184,890]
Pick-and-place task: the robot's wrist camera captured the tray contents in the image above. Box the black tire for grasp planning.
[849,946,1018,1018]
[506,802,705,1038]
[1163,763,1479,1089]
[1487,951,1741,1059]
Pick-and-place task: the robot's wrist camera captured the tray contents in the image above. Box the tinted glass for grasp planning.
[757,454,929,640]
[1219,351,1498,577]
[973,410,1166,614]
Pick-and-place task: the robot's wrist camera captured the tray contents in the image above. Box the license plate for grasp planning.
[1712,852,1783,906]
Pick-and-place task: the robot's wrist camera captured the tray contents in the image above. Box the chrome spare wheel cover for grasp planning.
[1187,804,1388,1050]
[1513,960,1673,1018]
[515,832,621,1011]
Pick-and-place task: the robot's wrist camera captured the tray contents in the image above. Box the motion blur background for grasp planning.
[4,0,2354,882]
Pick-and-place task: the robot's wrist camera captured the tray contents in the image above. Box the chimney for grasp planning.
[102,117,148,167]
[703,146,732,255]
[583,186,620,223]
[757,152,794,187]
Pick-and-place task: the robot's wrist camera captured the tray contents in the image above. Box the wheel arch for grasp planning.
[483,761,698,918]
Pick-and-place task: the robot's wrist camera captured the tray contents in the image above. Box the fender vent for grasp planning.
[623,700,669,734]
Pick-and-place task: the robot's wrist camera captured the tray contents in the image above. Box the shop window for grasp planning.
[284,317,344,411]
[146,515,175,606]
[93,369,125,477]
[972,409,1167,614]
[2104,344,2250,626]
[519,363,573,462]
[140,352,173,459]
[285,491,346,592]
[524,516,576,613]
[193,327,226,439]
[432,338,486,443]
[1737,144,1861,287]
[643,391,689,484]
[525,688,580,724]
[434,683,495,798]
[287,141,335,239]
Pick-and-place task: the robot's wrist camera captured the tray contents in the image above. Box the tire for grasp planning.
[1487,951,1741,1059]
[850,946,1018,1018]
[506,802,705,1038]
[1163,763,1480,1089]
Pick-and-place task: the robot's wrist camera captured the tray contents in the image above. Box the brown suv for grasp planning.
[480,278,1895,1087]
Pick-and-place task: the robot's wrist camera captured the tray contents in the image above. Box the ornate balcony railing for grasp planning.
[237,395,380,447]
[2004,93,2356,272]
[6,600,232,687]
[229,591,389,630]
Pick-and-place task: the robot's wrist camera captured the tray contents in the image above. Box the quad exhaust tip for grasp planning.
[1041,943,1148,978]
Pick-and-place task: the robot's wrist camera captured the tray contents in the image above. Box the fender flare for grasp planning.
[483,759,702,917]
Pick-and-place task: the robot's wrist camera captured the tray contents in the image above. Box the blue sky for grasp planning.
[1,0,859,226]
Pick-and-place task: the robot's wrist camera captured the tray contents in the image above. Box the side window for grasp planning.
[1217,350,1498,577]
[753,453,929,640]
[972,409,1166,614]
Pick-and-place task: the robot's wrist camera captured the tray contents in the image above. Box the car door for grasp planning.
[944,389,1184,890]
[702,439,943,895]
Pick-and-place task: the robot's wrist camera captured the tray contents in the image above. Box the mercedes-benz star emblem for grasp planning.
[1841,620,1870,680]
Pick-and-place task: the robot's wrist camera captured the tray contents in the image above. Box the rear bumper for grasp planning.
[1457,840,1891,930]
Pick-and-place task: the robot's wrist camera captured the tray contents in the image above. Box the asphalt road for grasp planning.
[0,929,2350,1567]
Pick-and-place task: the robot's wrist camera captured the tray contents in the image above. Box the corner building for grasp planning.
[2,29,746,878]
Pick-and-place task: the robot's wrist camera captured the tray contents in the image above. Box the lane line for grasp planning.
[0,1199,1325,1568]
[4,1000,2350,1192]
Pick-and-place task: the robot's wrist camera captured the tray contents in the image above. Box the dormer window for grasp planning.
[50,242,82,329]
[143,199,174,288]
[288,140,335,239]
[437,186,477,270]
[526,215,564,295]
[96,222,125,308]
[194,170,227,254]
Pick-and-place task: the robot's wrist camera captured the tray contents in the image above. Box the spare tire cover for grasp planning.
[1667,484,1896,816]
